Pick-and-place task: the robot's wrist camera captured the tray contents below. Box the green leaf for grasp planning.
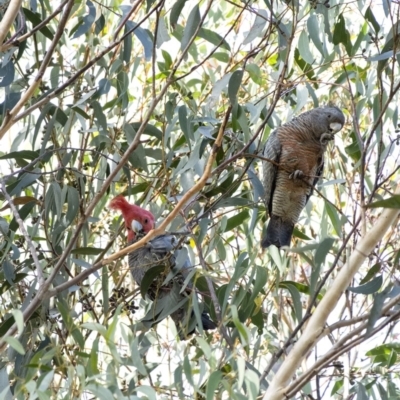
[143,282,188,323]
[131,337,148,376]
[345,139,362,162]
[228,70,243,105]
[91,100,108,134]
[367,195,400,208]
[243,9,268,45]
[298,31,314,64]
[128,143,148,171]
[280,281,302,321]
[360,263,381,285]
[212,52,230,63]
[127,182,150,195]
[225,210,249,232]
[161,50,173,70]
[356,384,368,400]
[71,247,104,255]
[365,6,380,33]
[367,343,400,357]
[198,28,230,51]
[106,304,122,341]
[170,0,188,29]
[315,238,335,267]
[307,15,324,56]
[81,322,107,336]
[0,315,15,336]
[9,168,41,196]
[3,337,25,355]
[294,49,316,80]
[180,4,200,52]
[293,228,312,240]
[206,371,223,400]
[366,285,391,334]
[86,384,114,400]
[183,354,193,385]
[130,22,153,60]
[221,253,249,314]
[231,305,249,347]
[178,105,191,144]
[348,275,383,295]
[245,63,262,85]
[252,266,268,300]
[140,265,165,299]
[65,186,79,226]
[9,201,36,232]
[103,266,111,315]
[87,338,100,376]
[280,280,323,300]
[0,150,39,161]
[333,14,352,56]
[332,14,346,45]
[23,8,54,40]
[71,1,96,39]
[325,202,342,236]
[123,25,132,64]
[368,50,400,62]
[95,14,105,34]
[129,122,163,140]
[251,309,264,332]
[0,273,27,296]
[3,258,15,284]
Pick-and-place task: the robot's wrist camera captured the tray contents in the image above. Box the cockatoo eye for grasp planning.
[131,220,143,232]
[144,218,148,224]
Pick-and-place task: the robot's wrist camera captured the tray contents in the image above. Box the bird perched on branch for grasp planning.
[109,195,216,338]
[261,106,345,248]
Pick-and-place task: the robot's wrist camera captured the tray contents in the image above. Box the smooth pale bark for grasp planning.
[0,0,23,45]
[263,182,400,400]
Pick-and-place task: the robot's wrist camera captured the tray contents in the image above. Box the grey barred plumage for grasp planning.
[109,195,216,338]
[261,106,345,248]
[128,231,216,338]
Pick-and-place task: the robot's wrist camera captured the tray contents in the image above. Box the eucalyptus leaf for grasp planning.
[181,4,200,52]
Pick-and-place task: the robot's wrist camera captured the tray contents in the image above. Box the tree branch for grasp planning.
[0,0,74,140]
[263,182,400,400]
[0,0,23,45]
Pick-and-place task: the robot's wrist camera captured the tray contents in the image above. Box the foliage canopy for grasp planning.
[0,0,400,399]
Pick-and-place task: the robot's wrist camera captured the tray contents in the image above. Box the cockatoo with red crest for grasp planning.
[109,195,216,338]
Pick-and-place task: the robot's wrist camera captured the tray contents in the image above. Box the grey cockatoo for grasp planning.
[109,195,216,337]
[261,106,345,248]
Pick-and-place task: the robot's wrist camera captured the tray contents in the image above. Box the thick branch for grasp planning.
[0,0,23,45]
[263,182,400,400]
[287,294,400,397]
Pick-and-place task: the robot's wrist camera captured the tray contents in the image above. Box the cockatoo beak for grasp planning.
[131,220,143,233]
[329,122,343,133]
